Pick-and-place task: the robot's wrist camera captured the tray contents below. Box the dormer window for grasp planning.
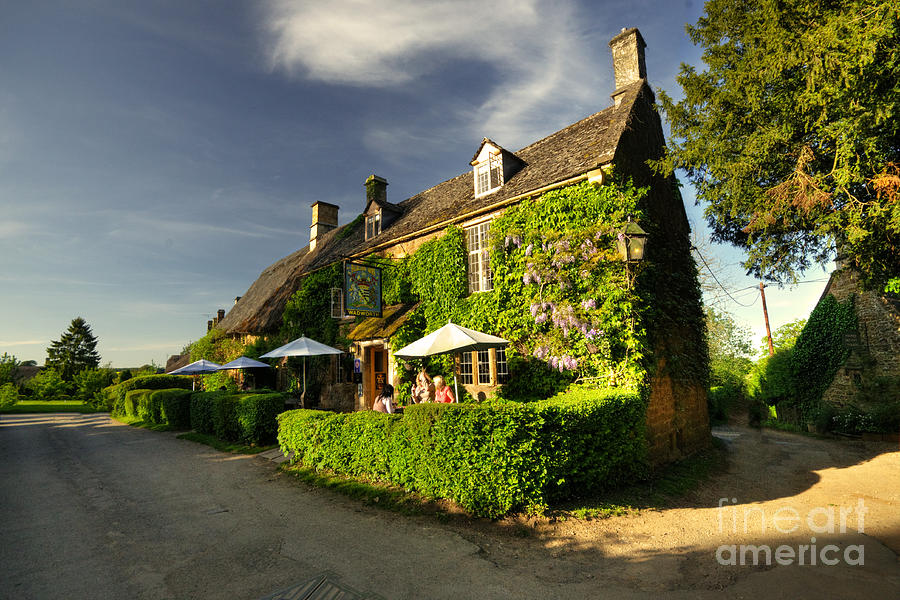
[366,211,381,240]
[470,138,524,198]
[474,155,503,197]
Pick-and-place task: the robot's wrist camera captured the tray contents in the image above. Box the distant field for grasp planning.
[0,401,106,414]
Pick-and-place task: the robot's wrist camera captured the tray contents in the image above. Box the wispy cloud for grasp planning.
[0,220,31,239]
[0,340,45,346]
[262,0,606,150]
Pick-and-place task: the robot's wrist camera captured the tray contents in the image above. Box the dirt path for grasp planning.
[452,425,900,597]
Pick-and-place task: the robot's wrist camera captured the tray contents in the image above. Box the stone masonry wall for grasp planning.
[821,269,900,408]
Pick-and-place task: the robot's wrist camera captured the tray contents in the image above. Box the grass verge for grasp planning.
[112,414,180,432]
[176,432,276,455]
[1,401,106,414]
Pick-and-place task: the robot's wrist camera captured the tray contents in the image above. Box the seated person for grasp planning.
[433,376,455,403]
[411,368,434,403]
[372,383,396,414]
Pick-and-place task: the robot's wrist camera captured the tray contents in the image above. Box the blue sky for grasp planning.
[0,0,831,367]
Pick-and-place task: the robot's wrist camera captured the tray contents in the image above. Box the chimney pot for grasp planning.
[217,309,225,321]
[609,27,647,103]
[309,201,340,252]
[365,175,388,208]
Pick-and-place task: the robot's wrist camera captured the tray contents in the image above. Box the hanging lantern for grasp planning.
[617,217,648,262]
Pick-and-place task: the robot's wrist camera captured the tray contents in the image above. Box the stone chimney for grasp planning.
[217,308,225,322]
[309,201,339,252]
[365,175,388,207]
[609,27,647,106]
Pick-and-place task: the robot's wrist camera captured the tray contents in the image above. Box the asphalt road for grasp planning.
[2,414,898,600]
[0,413,605,600]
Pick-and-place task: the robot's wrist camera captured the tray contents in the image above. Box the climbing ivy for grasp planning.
[388,178,655,396]
[790,294,856,422]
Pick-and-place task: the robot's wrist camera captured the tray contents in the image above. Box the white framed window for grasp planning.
[477,350,491,385]
[366,212,381,240]
[474,154,503,196]
[330,287,344,319]
[496,347,509,384]
[459,352,473,385]
[467,222,493,293]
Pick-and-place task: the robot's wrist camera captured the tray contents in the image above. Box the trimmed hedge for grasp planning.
[277,387,647,518]
[537,387,648,500]
[122,388,193,428]
[155,389,193,428]
[191,391,286,445]
[105,375,192,415]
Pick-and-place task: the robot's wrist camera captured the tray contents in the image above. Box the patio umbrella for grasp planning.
[168,359,223,390]
[393,321,509,401]
[168,359,222,375]
[217,356,272,391]
[217,357,271,370]
[260,336,343,408]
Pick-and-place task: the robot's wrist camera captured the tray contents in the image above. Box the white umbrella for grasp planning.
[168,359,222,375]
[217,356,271,391]
[393,322,509,402]
[260,336,343,408]
[217,357,271,370]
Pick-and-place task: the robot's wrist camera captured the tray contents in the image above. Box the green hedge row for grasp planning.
[277,387,647,517]
[106,375,192,414]
[191,392,286,445]
[122,388,193,428]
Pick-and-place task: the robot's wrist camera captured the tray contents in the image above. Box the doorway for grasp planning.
[368,346,388,409]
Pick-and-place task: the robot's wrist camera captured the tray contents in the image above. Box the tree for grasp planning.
[45,317,101,380]
[705,306,753,388]
[658,0,900,290]
[0,353,20,387]
[761,317,807,355]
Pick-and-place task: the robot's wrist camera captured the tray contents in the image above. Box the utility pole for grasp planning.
[760,282,774,356]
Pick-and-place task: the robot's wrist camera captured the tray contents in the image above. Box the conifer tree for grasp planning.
[658,0,899,290]
[45,317,101,380]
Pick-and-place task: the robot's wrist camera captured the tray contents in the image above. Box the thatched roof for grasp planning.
[347,303,418,341]
[217,81,649,335]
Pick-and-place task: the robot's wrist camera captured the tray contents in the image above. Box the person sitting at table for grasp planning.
[412,367,434,403]
[433,376,455,403]
[373,383,395,414]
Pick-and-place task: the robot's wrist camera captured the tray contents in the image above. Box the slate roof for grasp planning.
[217,81,649,335]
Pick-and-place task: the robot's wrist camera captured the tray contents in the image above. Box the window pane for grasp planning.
[459,352,473,385]
[496,347,508,384]
[477,350,491,385]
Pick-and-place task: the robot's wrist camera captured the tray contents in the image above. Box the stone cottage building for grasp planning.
[816,264,900,414]
[215,28,709,463]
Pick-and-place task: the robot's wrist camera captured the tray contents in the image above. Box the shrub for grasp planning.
[0,383,19,409]
[746,347,795,406]
[278,387,646,518]
[154,389,193,428]
[190,391,221,435]
[26,369,70,402]
[494,354,574,402]
[75,368,115,406]
[105,375,192,414]
[536,386,648,499]
[191,391,285,444]
[707,383,744,425]
[234,393,286,444]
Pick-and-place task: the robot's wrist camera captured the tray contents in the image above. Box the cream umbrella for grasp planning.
[393,322,509,402]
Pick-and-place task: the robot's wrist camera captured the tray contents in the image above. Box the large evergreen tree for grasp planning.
[45,317,101,380]
[658,0,899,290]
